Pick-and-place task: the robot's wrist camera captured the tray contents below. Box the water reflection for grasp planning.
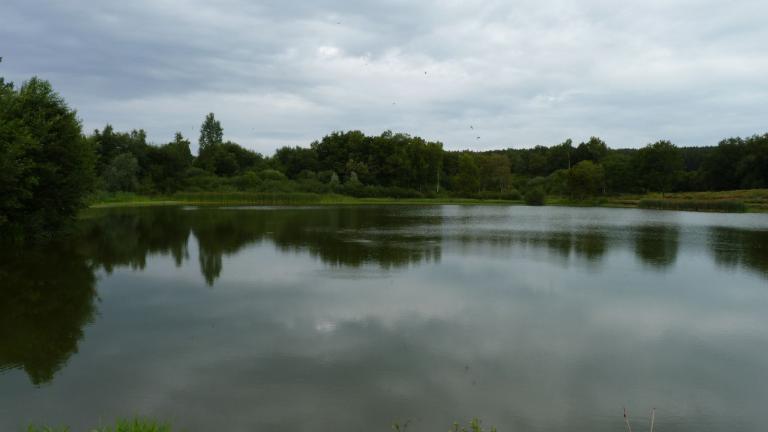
[709,227,768,278]
[2,205,768,426]
[0,245,96,385]
[71,207,767,285]
[77,207,190,271]
[80,207,445,284]
[634,225,680,269]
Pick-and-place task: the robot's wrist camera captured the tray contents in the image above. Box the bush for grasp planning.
[258,169,287,181]
[232,171,262,191]
[476,189,521,200]
[524,187,546,206]
[185,167,229,191]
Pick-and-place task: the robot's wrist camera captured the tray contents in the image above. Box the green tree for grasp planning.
[547,138,573,172]
[104,153,139,192]
[479,153,512,192]
[455,153,480,194]
[198,112,223,152]
[275,146,319,178]
[150,132,194,192]
[634,140,683,194]
[567,160,605,198]
[0,77,95,240]
[575,136,608,163]
[602,152,636,193]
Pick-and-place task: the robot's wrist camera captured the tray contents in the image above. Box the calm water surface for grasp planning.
[2,205,768,431]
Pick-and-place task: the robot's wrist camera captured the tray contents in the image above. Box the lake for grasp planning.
[2,205,768,431]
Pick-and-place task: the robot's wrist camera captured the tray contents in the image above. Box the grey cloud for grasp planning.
[1,0,767,154]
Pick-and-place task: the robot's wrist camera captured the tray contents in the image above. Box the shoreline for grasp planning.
[86,190,768,213]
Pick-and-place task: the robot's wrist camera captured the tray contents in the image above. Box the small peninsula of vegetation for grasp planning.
[3,74,767,239]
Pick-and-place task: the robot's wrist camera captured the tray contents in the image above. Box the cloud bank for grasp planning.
[2,0,767,153]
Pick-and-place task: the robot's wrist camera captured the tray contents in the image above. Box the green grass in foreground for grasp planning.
[27,418,171,432]
[27,418,497,432]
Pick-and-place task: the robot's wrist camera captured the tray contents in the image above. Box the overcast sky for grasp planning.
[2,0,767,154]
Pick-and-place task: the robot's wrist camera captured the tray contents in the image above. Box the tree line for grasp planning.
[2,75,767,239]
[93,114,768,200]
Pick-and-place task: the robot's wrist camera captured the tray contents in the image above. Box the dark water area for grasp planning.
[2,205,768,431]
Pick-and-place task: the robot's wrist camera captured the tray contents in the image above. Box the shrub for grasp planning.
[524,186,546,206]
[476,189,521,200]
[232,171,262,191]
[258,169,287,181]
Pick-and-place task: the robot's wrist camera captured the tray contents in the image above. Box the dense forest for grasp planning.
[2,75,768,239]
[89,114,768,199]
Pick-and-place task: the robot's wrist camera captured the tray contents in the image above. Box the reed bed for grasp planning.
[173,191,325,205]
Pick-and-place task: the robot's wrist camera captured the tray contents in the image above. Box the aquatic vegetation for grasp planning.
[450,418,498,432]
[391,418,497,432]
[94,418,171,432]
[26,418,171,432]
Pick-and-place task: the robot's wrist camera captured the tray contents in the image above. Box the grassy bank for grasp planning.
[638,199,746,212]
[88,189,768,213]
[603,189,768,212]
[89,192,523,208]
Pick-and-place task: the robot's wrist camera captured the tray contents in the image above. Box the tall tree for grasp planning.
[0,77,95,240]
[198,112,223,152]
[575,136,608,163]
[104,153,139,192]
[455,153,480,194]
[634,140,683,194]
[479,154,512,192]
[567,160,605,198]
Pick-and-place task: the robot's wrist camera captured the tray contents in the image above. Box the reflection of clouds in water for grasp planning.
[4,206,768,431]
[315,320,337,333]
[48,267,766,432]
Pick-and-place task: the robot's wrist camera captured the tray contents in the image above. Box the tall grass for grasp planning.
[173,191,325,205]
[95,418,171,432]
[26,419,172,432]
[26,426,70,432]
[639,199,746,212]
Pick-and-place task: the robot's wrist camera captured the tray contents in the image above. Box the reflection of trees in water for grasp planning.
[78,208,190,272]
[455,229,609,264]
[79,207,445,286]
[191,208,444,283]
[634,225,680,269]
[574,231,607,261]
[0,245,96,385]
[709,227,768,278]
